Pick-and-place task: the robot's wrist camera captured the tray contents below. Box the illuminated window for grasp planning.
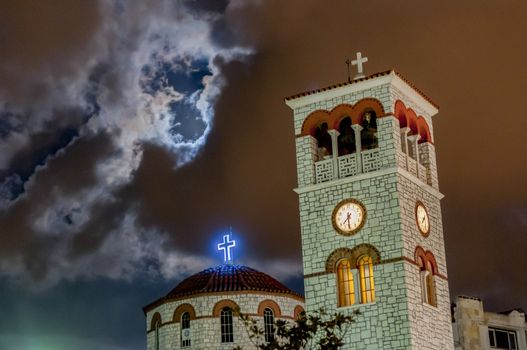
[180,312,191,347]
[489,327,517,349]
[220,307,234,343]
[337,260,355,307]
[264,308,275,343]
[358,255,375,303]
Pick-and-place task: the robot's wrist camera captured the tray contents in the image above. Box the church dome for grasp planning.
[165,264,301,299]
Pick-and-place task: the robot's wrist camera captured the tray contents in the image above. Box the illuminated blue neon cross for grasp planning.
[217,234,236,262]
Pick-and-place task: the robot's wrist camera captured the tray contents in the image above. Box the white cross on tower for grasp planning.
[217,234,236,263]
[351,52,368,79]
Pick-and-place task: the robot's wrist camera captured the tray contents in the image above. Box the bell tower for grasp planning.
[285,62,454,349]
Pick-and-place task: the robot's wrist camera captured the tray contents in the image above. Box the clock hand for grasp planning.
[346,213,352,229]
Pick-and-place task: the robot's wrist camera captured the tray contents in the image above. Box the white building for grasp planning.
[453,295,527,350]
[143,264,305,350]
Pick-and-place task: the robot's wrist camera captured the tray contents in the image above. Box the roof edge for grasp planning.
[143,288,305,315]
[284,69,438,112]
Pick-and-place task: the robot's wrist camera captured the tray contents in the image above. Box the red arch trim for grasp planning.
[173,303,197,322]
[394,100,433,144]
[293,305,305,319]
[417,117,431,143]
[414,246,439,275]
[300,98,386,136]
[257,299,282,317]
[301,110,331,138]
[212,299,239,317]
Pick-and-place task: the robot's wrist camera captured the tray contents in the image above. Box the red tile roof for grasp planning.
[143,265,303,313]
[166,265,300,298]
[285,69,438,109]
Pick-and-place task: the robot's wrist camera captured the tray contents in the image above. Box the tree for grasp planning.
[234,307,360,350]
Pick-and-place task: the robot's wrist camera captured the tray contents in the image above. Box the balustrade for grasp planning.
[314,149,381,184]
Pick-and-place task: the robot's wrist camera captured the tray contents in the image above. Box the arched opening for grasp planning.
[180,312,191,347]
[154,318,160,350]
[415,247,438,307]
[263,307,275,343]
[315,122,333,158]
[337,116,355,156]
[425,261,437,306]
[293,305,305,320]
[150,312,162,350]
[417,117,432,144]
[220,307,234,343]
[360,110,378,150]
[358,255,375,303]
[394,100,408,128]
[336,259,355,307]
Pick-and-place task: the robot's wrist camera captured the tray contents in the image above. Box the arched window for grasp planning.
[337,259,355,307]
[360,111,378,150]
[154,318,160,350]
[180,311,191,347]
[337,116,355,156]
[421,261,437,306]
[415,247,438,307]
[220,307,234,343]
[264,307,275,343]
[358,255,375,303]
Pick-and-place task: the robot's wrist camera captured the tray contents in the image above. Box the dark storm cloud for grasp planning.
[0,0,253,285]
[0,132,113,277]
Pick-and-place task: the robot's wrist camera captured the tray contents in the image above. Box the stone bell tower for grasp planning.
[285,56,454,349]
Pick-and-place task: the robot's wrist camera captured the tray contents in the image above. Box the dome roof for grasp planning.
[165,264,301,299]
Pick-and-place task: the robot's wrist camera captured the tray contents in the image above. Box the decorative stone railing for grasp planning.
[338,154,359,178]
[315,148,381,184]
[362,149,381,173]
[314,148,432,185]
[315,158,334,184]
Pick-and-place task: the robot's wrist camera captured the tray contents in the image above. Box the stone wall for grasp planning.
[291,73,454,349]
[146,292,304,350]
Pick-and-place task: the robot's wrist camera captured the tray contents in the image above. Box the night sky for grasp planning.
[0,1,526,349]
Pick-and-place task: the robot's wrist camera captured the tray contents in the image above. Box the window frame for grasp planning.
[489,327,518,349]
[180,311,191,348]
[220,307,234,343]
[154,319,160,350]
[263,307,275,343]
[336,259,356,307]
[358,255,375,304]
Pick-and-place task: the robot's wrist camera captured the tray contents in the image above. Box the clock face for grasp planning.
[415,202,430,236]
[332,199,366,235]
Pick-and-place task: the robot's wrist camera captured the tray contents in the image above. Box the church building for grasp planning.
[144,54,456,349]
[284,54,454,349]
[143,235,305,349]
